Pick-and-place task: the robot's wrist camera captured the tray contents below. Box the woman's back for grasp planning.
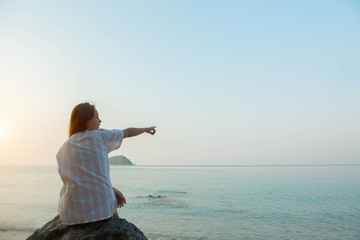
[56,102,156,225]
[56,129,124,225]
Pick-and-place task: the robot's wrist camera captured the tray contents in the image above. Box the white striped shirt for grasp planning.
[56,129,124,225]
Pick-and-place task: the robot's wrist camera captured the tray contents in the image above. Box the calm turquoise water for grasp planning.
[0,165,359,239]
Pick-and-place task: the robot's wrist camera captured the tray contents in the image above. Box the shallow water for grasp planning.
[0,165,359,239]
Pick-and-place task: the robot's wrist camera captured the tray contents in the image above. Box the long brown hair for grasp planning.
[69,102,95,137]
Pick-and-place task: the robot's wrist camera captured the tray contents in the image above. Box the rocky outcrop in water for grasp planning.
[26,215,147,240]
[109,155,134,165]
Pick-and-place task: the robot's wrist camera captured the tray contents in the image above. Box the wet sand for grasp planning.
[0,230,33,240]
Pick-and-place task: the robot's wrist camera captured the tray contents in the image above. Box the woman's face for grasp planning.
[86,109,101,131]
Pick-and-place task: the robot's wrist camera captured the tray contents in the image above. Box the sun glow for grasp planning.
[0,124,6,139]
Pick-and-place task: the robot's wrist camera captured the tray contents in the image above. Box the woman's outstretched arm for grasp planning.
[122,126,156,138]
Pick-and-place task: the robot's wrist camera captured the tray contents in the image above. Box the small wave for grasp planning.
[135,190,190,208]
[217,208,248,214]
[146,232,204,240]
[136,195,167,199]
[136,190,187,199]
[143,198,190,208]
[157,190,187,194]
[147,195,166,198]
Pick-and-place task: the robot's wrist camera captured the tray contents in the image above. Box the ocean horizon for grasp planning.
[2,163,360,167]
[0,164,359,239]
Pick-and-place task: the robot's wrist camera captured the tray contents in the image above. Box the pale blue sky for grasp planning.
[0,0,359,165]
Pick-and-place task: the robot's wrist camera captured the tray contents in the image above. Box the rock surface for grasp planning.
[26,215,147,240]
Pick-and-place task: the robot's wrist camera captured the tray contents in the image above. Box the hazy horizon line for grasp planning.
[1,163,360,167]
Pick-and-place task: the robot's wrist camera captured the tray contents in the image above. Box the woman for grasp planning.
[56,102,156,225]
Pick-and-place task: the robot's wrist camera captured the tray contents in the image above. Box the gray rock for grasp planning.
[26,215,147,240]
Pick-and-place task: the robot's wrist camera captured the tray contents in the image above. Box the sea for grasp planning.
[0,165,359,240]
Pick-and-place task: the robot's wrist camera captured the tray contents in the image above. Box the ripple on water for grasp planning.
[135,190,191,208]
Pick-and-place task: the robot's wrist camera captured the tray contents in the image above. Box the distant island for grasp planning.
[109,155,134,165]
